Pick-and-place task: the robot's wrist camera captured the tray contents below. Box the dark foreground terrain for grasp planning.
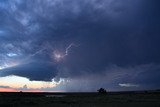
[0,91,160,107]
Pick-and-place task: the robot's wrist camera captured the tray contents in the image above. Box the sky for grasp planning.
[0,0,160,92]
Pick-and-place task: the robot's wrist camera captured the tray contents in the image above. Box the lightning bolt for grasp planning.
[29,48,45,57]
[21,48,46,63]
[0,47,47,70]
[53,43,79,61]
[64,43,78,57]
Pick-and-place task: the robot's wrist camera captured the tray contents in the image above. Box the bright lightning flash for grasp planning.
[53,51,64,61]
[53,43,78,62]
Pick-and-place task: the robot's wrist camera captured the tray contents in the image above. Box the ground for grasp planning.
[0,91,160,107]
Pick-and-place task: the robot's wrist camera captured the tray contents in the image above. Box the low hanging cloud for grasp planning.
[0,61,58,81]
[39,64,160,92]
[119,83,139,88]
[0,85,11,89]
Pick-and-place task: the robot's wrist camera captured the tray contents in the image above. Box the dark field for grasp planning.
[0,91,160,107]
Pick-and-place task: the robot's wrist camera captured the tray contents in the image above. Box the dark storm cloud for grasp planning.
[0,61,57,81]
[42,64,160,92]
[0,0,160,90]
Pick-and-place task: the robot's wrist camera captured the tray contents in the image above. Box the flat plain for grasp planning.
[0,91,160,107]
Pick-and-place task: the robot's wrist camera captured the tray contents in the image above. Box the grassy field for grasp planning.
[0,91,160,107]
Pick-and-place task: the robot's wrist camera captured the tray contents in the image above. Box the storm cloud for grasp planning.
[0,0,160,91]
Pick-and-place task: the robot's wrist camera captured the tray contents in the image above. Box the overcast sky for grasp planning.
[0,0,160,92]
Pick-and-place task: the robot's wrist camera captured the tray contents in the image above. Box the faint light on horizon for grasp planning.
[0,75,60,89]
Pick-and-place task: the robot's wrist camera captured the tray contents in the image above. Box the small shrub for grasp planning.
[97,88,107,94]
